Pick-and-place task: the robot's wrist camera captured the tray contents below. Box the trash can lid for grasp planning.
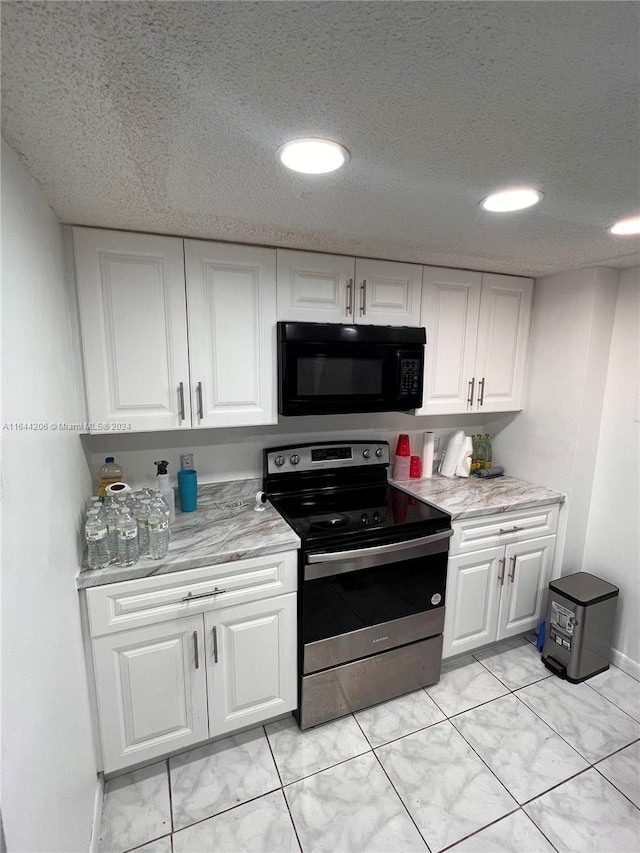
[549,571,619,606]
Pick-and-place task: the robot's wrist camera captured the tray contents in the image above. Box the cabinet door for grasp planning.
[355,258,423,326]
[92,615,208,772]
[277,250,355,322]
[498,536,555,640]
[73,228,191,432]
[416,267,482,415]
[185,241,277,428]
[474,273,533,413]
[443,546,503,658]
[205,593,297,736]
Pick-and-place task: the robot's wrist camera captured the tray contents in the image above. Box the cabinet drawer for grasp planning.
[451,504,559,554]
[86,551,298,637]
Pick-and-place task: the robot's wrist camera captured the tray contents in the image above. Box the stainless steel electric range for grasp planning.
[263,440,452,729]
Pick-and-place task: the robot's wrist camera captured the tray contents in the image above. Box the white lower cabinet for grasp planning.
[206,594,297,736]
[86,552,298,773]
[443,508,559,659]
[92,615,209,772]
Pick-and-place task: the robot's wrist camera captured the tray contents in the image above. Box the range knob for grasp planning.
[361,513,370,525]
[290,454,300,465]
[274,455,285,467]
[363,449,371,459]
[375,448,384,457]
[373,511,382,524]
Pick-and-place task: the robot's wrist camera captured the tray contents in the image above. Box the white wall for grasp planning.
[1,140,98,852]
[488,267,618,561]
[83,413,485,490]
[583,268,639,672]
[488,266,640,668]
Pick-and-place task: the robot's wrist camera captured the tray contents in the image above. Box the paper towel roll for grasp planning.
[439,430,465,478]
[455,436,473,478]
[421,432,435,479]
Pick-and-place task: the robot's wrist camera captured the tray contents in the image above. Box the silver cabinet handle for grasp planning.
[197,381,204,420]
[178,382,186,421]
[346,279,353,316]
[212,626,219,664]
[497,557,506,585]
[477,377,486,406]
[360,280,367,316]
[193,631,199,669]
[508,555,517,582]
[181,587,227,602]
[499,526,524,535]
[467,378,475,407]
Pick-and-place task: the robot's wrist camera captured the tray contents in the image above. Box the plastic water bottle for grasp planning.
[148,502,170,560]
[135,499,151,557]
[101,498,119,564]
[116,509,139,567]
[85,509,111,569]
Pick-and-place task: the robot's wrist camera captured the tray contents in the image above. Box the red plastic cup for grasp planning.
[396,434,411,456]
[409,455,421,478]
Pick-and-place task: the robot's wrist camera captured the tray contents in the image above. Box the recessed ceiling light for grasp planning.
[276,138,349,174]
[608,215,640,236]
[480,187,543,212]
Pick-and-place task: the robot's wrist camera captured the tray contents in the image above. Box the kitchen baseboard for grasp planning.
[610,647,640,680]
[89,773,105,853]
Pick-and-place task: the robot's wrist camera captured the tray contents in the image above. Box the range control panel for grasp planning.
[265,441,390,475]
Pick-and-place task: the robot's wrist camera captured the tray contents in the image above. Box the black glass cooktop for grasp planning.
[270,483,451,550]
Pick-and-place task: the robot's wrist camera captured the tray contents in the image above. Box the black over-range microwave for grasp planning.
[277,321,426,416]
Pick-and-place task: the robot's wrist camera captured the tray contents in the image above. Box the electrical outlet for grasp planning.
[180,452,194,470]
[433,436,441,454]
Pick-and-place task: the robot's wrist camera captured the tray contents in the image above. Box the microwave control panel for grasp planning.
[398,353,423,398]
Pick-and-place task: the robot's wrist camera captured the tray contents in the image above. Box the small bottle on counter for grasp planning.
[116,509,139,567]
[135,499,151,557]
[97,456,123,498]
[101,497,119,564]
[154,460,176,521]
[148,502,170,560]
[85,509,111,570]
[483,434,493,469]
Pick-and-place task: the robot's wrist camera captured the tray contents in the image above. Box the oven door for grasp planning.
[279,340,424,415]
[302,530,451,674]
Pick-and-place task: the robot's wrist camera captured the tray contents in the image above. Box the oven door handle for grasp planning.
[305,529,453,579]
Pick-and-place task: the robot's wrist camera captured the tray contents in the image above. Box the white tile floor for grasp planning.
[98,637,640,853]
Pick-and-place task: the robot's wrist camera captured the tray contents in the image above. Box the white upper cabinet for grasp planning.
[74,229,277,432]
[277,250,355,322]
[417,267,482,415]
[417,267,533,415]
[185,241,277,428]
[73,228,191,432]
[354,258,423,326]
[277,250,422,326]
[474,273,533,413]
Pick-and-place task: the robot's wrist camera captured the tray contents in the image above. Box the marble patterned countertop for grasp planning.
[76,479,300,589]
[78,473,566,589]
[391,474,566,520]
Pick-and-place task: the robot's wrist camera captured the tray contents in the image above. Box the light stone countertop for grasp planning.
[76,479,300,589]
[391,474,566,520]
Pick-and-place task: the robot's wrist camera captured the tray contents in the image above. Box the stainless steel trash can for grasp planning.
[542,572,618,683]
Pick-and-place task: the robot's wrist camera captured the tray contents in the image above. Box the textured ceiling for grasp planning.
[2,1,639,276]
